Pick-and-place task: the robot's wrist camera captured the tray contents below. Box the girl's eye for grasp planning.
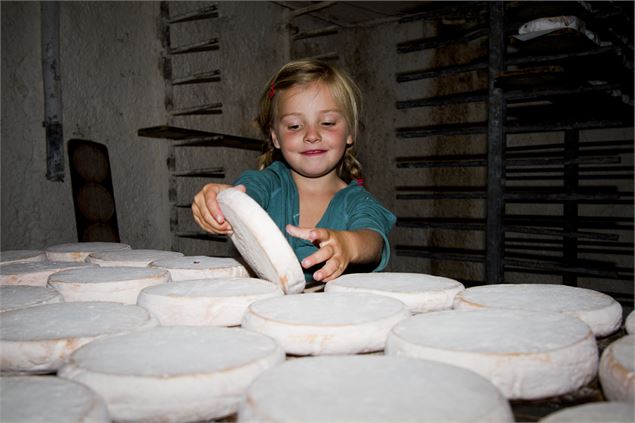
[287,124,301,130]
[322,121,335,127]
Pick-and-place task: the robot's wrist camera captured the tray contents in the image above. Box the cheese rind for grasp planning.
[0,261,97,287]
[0,250,46,265]
[150,255,249,281]
[242,292,410,355]
[238,355,513,423]
[625,311,635,335]
[137,278,283,326]
[0,302,156,373]
[325,272,464,313]
[0,376,110,422]
[0,286,63,312]
[217,188,305,294]
[454,284,622,337]
[58,326,285,422]
[46,242,131,262]
[48,266,170,304]
[598,335,634,403]
[386,309,598,400]
[539,402,635,422]
[87,249,184,267]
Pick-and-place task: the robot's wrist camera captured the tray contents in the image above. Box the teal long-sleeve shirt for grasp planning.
[234,161,397,281]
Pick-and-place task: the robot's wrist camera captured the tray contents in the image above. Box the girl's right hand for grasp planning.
[191,183,246,235]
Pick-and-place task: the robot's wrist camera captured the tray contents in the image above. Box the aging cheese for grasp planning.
[58,326,285,422]
[217,188,305,294]
[386,309,598,400]
[242,292,410,355]
[87,249,184,267]
[0,302,156,373]
[0,261,97,287]
[0,250,46,265]
[48,266,170,304]
[137,277,283,326]
[0,376,110,422]
[46,242,131,262]
[453,284,622,337]
[0,285,63,313]
[150,255,249,281]
[625,311,635,335]
[599,335,634,403]
[326,272,464,313]
[238,355,513,423]
[539,402,635,422]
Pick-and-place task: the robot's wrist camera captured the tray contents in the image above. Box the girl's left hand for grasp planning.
[285,224,353,282]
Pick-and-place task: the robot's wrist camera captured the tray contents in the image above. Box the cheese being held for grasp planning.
[217,188,305,294]
[58,326,285,422]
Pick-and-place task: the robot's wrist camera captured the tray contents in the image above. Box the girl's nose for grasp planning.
[304,127,321,143]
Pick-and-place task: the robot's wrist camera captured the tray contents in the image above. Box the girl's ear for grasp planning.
[270,129,281,149]
[346,134,353,146]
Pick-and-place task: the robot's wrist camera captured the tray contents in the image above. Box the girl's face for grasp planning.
[270,81,352,180]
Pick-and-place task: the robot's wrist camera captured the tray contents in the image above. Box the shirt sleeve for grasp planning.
[344,189,397,272]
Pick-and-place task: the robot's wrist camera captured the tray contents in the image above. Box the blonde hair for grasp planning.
[255,59,363,182]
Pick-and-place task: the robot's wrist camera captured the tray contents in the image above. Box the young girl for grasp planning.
[192,59,396,282]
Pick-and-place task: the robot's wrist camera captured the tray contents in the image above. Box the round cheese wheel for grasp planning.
[137,277,283,326]
[239,355,513,422]
[0,285,63,312]
[385,309,598,400]
[453,284,622,337]
[0,250,46,265]
[0,302,156,373]
[58,326,285,422]
[325,272,464,313]
[242,292,410,355]
[539,402,635,422]
[87,249,184,267]
[599,335,634,402]
[46,242,131,262]
[217,188,305,294]
[48,267,170,304]
[0,376,110,422]
[0,261,97,287]
[150,255,249,281]
[625,311,635,335]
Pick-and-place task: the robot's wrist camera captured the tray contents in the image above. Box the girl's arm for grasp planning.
[286,225,383,282]
[191,183,246,235]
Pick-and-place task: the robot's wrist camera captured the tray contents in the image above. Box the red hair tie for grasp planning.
[355,178,364,186]
[268,82,275,99]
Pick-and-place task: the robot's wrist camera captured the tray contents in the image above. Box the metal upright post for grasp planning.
[486,1,505,284]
